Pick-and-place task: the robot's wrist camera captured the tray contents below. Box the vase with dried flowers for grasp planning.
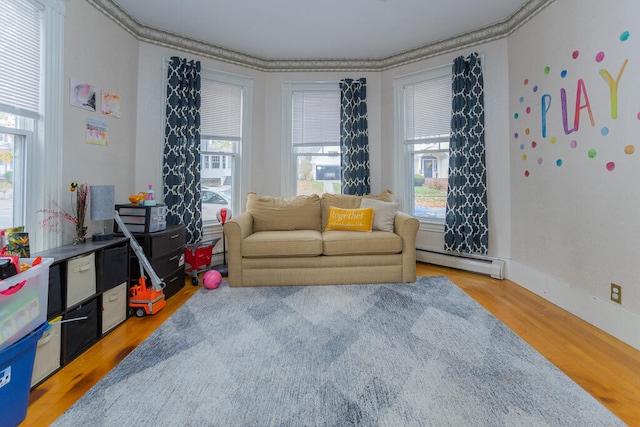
[38,181,90,244]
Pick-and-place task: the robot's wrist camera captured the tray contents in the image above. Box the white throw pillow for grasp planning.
[359,198,399,232]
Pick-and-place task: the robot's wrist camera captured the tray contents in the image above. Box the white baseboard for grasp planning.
[211,253,225,266]
[508,261,640,352]
[417,249,505,279]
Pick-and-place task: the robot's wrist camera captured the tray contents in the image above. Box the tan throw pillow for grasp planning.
[363,189,394,203]
[325,207,374,232]
[246,193,321,232]
[359,198,399,232]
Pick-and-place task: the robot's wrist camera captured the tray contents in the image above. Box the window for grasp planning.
[0,117,28,229]
[282,82,341,196]
[199,71,252,223]
[394,66,451,222]
[0,0,40,229]
[0,0,64,250]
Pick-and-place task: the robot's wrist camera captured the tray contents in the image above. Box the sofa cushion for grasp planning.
[322,230,403,256]
[243,230,323,258]
[246,193,321,232]
[325,207,374,232]
[359,198,399,232]
[321,190,394,231]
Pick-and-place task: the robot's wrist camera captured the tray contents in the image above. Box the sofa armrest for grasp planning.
[394,212,420,282]
[223,212,254,287]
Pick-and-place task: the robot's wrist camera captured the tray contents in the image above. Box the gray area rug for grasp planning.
[53,276,622,426]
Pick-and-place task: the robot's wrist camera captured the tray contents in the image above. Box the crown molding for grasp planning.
[87,0,554,72]
[39,0,66,15]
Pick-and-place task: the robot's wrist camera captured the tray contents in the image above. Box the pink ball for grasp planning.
[202,270,222,289]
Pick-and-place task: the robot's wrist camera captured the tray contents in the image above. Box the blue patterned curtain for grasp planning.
[340,78,370,196]
[163,56,202,244]
[444,53,488,254]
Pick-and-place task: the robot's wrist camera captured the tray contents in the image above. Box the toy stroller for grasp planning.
[184,238,221,286]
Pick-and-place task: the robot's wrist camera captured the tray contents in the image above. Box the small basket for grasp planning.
[184,245,213,273]
[184,238,221,286]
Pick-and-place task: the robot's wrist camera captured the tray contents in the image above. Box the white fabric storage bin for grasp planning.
[66,253,96,308]
[101,282,127,334]
[31,321,61,386]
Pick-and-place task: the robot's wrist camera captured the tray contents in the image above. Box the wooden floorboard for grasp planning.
[22,264,640,426]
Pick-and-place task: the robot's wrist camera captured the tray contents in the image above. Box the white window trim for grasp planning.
[393,64,450,226]
[281,81,339,197]
[30,0,65,251]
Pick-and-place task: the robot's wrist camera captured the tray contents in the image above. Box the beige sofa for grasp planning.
[224,191,420,287]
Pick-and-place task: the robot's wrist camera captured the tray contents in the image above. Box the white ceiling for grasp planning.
[112,0,530,61]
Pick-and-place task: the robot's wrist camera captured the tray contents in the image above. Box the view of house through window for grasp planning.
[284,82,341,196]
[396,66,452,221]
[199,76,242,222]
[200,139,234,222]
[0,111,27,229]
[1,0,42,232]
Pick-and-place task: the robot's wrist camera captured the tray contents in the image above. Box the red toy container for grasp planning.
[184,238,220,286]
[184,244,213,273]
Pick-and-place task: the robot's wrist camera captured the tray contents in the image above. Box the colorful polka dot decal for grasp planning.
[513,30,636,176]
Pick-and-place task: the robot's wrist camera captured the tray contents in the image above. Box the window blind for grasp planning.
[292,90,340,145]
[0,0,42,118]
[200,79,242,138]
[404,75,451,142]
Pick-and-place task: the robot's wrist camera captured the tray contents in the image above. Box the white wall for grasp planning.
[508,0,640,349]
[62,0,138,241]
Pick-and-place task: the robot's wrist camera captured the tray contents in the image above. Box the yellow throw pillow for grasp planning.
[325,207,374,232]
[321,190,394,231]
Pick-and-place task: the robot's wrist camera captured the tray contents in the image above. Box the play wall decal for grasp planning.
[513,30,637,177]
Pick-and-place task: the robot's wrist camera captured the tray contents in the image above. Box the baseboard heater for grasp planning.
[416,249,504,280]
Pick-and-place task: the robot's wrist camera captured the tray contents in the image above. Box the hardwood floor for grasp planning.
[23,264,640,426]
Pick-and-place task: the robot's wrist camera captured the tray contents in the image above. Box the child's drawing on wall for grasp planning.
[70,78,96,112]
[101,90,121,118]
[86,118,108,146]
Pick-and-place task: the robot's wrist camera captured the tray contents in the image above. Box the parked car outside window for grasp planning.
[202,186,231,221]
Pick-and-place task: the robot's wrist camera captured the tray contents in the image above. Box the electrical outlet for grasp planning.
[610,283,622,304]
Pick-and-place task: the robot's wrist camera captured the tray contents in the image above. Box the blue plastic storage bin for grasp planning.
[0,322,47,427]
